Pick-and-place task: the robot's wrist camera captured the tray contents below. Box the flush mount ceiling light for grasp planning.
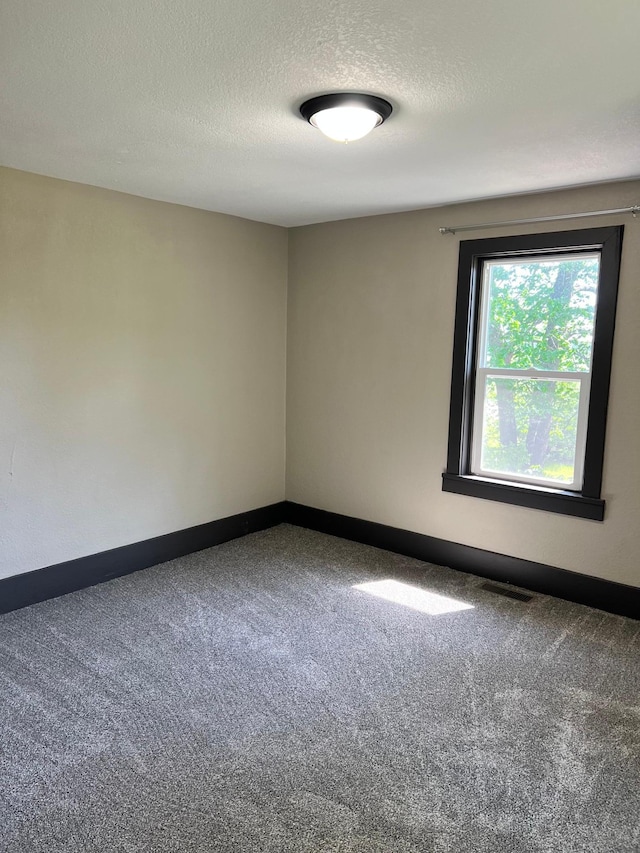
[300,93,393,143]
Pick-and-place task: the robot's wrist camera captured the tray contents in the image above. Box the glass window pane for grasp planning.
[482,255,599,372]
[475,377,582,486]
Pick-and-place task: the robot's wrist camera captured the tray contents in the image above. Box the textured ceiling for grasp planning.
[1,0,639,226]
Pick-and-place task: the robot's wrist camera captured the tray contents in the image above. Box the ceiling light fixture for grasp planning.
[300,93,393,143]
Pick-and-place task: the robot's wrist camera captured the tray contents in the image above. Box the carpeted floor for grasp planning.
[1,524,638,852]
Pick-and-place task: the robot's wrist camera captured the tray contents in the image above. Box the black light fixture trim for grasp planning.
[299,93,393,126]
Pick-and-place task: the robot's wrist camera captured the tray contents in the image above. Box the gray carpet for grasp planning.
[1,524,639,852]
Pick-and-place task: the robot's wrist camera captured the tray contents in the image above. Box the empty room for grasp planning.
[1,1,639,851]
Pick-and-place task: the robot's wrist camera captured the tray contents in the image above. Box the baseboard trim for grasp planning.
[0,502,286,615]
[283,502,639,620]
[4,500,636,620]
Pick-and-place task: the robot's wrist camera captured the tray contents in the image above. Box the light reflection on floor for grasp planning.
[353,579,475,615]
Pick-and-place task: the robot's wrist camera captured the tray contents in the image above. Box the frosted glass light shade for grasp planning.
[300,93,392,143]
[310,106,381,142]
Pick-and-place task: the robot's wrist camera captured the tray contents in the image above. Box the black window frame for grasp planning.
[442,225,624,521]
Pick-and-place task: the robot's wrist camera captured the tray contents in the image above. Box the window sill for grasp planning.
[441,473,604,520]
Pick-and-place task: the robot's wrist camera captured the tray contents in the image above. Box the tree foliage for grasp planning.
[478,256,598,484]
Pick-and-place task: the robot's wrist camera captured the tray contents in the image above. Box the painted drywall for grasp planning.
[0,167,287,579]
[286,181,640,588]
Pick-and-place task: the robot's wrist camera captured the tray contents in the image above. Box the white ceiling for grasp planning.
[1,0,639,227]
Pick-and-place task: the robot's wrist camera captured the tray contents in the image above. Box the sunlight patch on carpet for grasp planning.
[352,579,474,615]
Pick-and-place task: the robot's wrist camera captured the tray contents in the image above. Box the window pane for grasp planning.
[482,255,599,372]
[476,377,582,486]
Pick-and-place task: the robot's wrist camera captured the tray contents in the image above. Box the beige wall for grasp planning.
[0,167,287,579]
[286,181,640,588]
[3,166,639,590]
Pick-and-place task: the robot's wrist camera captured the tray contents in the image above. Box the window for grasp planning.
[442,226,623,520]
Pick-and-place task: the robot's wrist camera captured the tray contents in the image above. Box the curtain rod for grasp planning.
[438,205,640,235]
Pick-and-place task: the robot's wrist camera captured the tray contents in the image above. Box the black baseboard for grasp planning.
[283,502,639,620]
[3,500,637,620]
[0,502,286,615]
